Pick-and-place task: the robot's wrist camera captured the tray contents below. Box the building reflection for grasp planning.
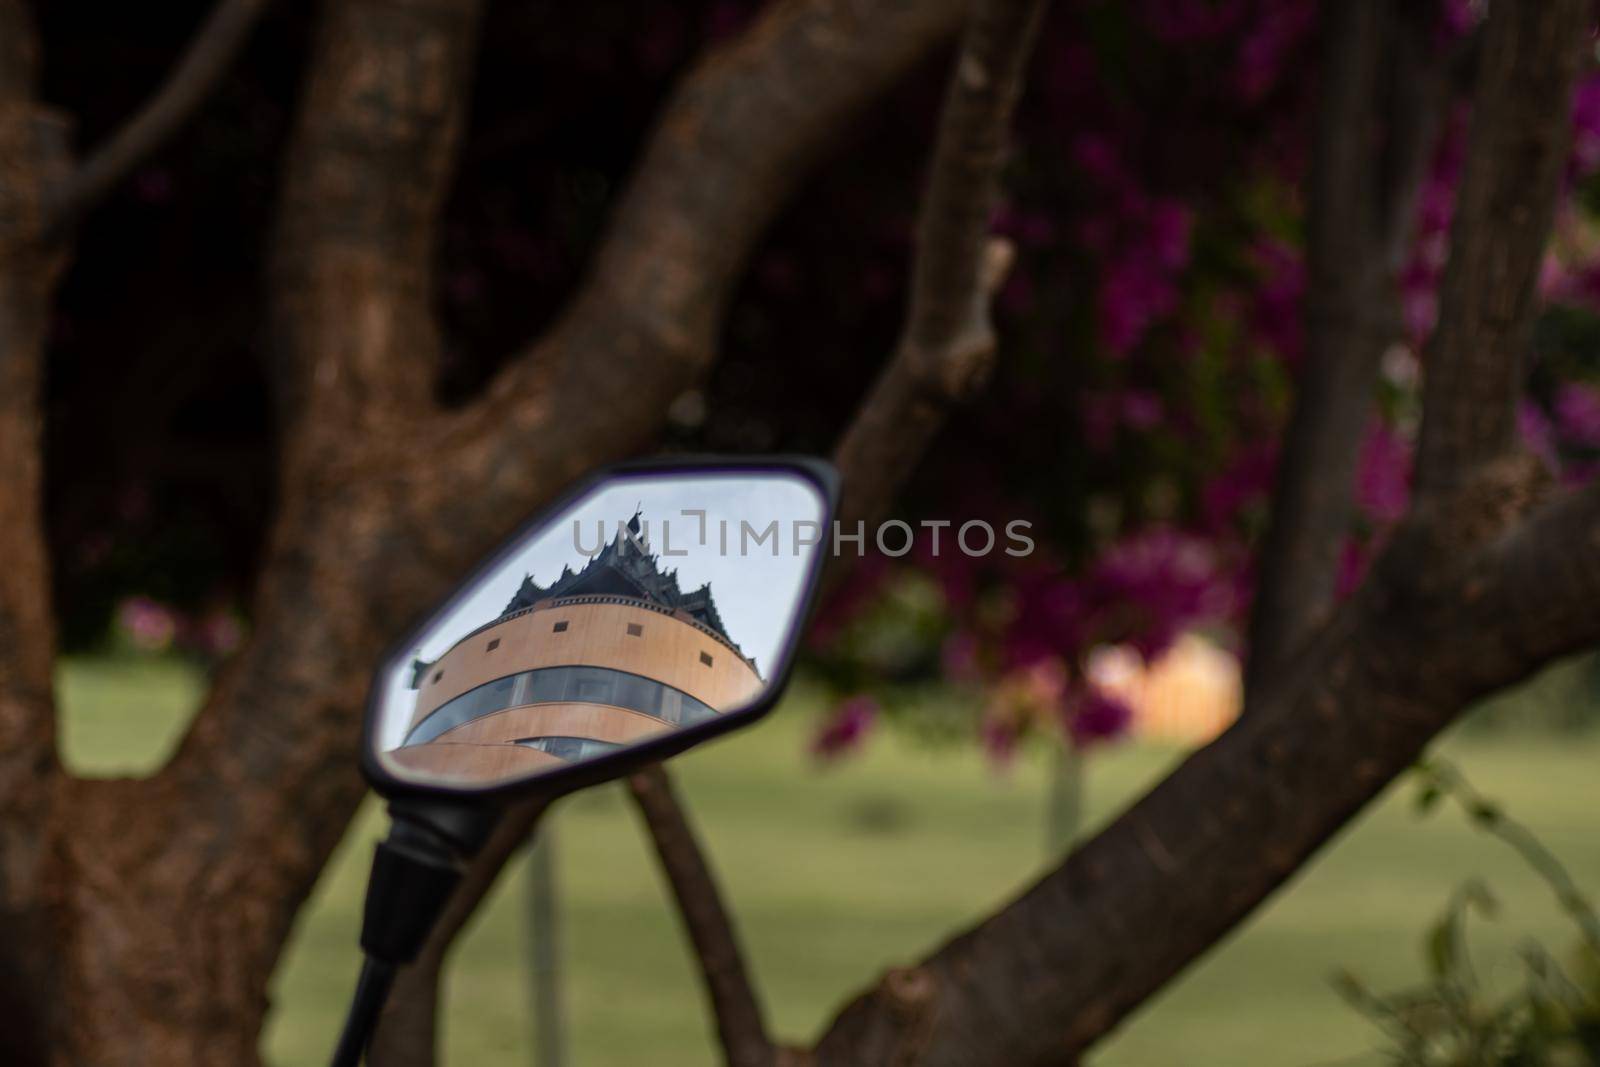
[391,513,762,783]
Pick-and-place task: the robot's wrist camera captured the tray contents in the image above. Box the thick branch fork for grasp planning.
[813,471,1600,1066]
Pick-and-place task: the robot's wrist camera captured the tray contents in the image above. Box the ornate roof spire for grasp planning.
[496,509,744,658]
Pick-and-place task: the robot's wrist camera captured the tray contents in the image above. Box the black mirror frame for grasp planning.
[358,454,839,806]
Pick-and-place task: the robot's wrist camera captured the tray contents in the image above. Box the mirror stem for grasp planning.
[329,957,396,1067]
[329,798,503,1066]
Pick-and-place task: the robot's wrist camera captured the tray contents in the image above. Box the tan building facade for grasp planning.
[390,594,762,783]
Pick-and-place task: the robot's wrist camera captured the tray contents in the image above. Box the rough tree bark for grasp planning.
[1415,0,1580,496]
[0,0,1596,1065]
[1245,0,1457,696]
[5,0,978,1061]
[0,4,70,1061]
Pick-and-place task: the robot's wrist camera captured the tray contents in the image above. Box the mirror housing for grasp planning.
[359,455,837,807]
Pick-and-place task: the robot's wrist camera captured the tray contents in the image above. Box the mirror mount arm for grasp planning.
[329,797,512,1066]
[385,795,503,859]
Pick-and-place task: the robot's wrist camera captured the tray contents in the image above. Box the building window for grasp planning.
[626,623,643,637]
[513,736,625,762]
[699,651,713,667]
[486,639,500,652]
[432,670,443,684]
[402,665,718,746]
[552,620,569,633]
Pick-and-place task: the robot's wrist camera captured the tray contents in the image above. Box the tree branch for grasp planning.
[601,6,1047,1064]
[1414,0,1588,497]
[42,0,272,237]
[628,766,778,1067]
[1246,0,1455,696]
[0,0,61,814]
[41,4,488,1060]
[0,4,81,1058]
[812,470,1600,1066]
[270,0,482,442]
[832,0,1047,532]
[415,0,972,565]
[615,4,1046,1061]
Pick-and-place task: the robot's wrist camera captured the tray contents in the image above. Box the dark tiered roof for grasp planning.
[501,512,742,656]
[408,512,754,690]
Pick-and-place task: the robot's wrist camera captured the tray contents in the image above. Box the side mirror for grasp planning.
[331,456,837,1065]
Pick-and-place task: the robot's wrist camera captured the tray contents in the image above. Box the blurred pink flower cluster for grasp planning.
[812,525,1234,764]
[115,596,244,659]
[810,0,1600,769]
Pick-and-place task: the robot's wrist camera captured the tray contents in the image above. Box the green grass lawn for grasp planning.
[57,655,1600,1066]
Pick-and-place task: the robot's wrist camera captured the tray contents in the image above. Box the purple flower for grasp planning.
[705,1,755,42]
[994,205,1059,247]
[1068,686,1134,748]
[1233,0,1315,104]
[1145,199,1194,271]
[941,631,982,684]
[1438,0,1481,37]
[1044,38,1099,107]
[1250,239,1305,363]
[117,596,177,652]
[1071,133,1123,186]
[979,715,1019,766]
[1081,392,1120,452]
[1140,0,1244,43]
[1005,577,1088,670]
[195,610,244,657]
[1120,389,1165,431]
[1202,442,1278,531]
[1355,421,1412,524]
[1571,73,1600,176]
[1098,253,1181,356]
[1554,382,1600,447]
[811,695,878,761]
[1335,537,1370,599]
[1518,400,1560,470]
[133,169,174,204]
[1087,529,1233,660]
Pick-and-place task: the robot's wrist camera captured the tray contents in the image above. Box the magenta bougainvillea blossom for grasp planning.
[1069,687,1137,748]
[807,0,1600,765]
[115,596,244,658]
[1355,423,1414,525]
[1555,382,1600,446]
[811,695,879,762]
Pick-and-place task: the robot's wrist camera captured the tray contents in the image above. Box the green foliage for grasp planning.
[1337,761,1600,1066]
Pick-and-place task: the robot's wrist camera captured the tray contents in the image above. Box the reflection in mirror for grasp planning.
[373,471,826,788]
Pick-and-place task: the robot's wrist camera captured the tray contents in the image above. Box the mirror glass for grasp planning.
[371,470,828,788]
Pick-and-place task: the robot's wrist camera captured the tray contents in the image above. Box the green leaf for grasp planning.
[1470,800,1503,827]
[1416,783,1443,815]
